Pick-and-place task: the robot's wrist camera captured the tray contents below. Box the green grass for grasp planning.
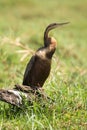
[0,0,87,129]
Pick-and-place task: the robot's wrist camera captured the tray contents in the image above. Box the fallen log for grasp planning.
[0,84,49,107]
[0,89,22,107]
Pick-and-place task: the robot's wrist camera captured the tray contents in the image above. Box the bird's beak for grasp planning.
[51,22,70,29]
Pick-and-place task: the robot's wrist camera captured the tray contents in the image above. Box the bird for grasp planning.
[22,22,69,89]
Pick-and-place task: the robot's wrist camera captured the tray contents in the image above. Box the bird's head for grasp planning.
[44,22,69,47]
[44,22,69,59]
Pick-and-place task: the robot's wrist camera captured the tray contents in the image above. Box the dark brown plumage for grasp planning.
[23,22,69,88]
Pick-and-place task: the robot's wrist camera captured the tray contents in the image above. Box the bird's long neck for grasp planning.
[44,22,69,47]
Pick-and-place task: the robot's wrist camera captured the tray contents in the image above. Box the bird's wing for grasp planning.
[23,55,36,82]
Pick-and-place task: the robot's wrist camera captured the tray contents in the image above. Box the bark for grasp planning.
[0,84,48,107]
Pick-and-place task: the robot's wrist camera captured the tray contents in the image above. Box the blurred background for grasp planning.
[0,0,87,87]
[0,1,87,129]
